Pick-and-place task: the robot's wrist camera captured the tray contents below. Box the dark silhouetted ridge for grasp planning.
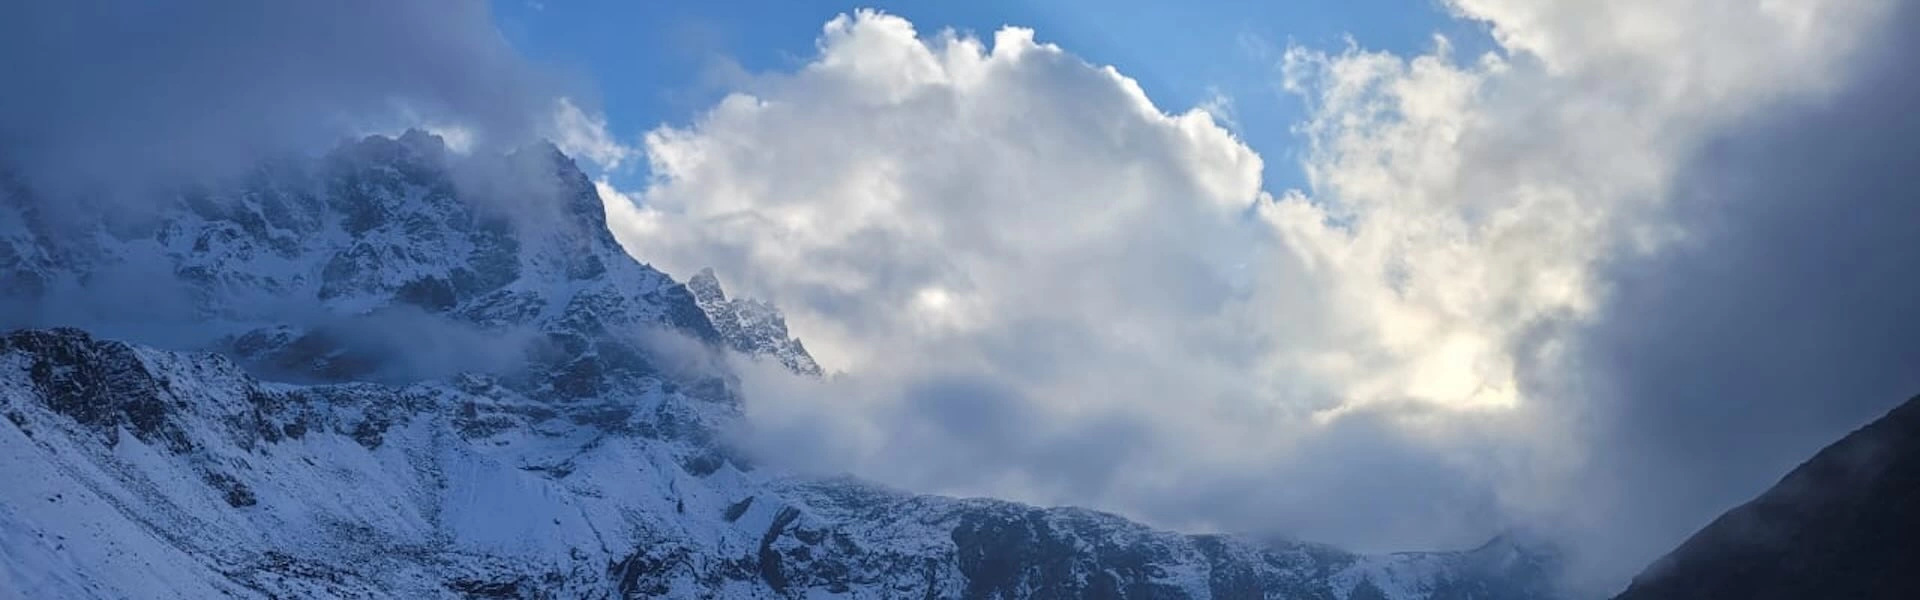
[1615,395,1920,599]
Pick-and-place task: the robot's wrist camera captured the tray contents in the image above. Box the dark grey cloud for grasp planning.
[738,356,1512,554]
[0,0,554,195]
[1539,4,1920,586]
[1133,406,1507,550]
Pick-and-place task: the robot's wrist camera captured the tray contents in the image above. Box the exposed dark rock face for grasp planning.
[1614,395,1920,600]
[1,328,194,453]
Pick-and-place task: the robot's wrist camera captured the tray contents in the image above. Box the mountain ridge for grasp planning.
[1612,395,1920,599]
[0,133,1559,599]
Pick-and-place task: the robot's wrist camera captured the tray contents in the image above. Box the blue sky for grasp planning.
[490,0,1492,192]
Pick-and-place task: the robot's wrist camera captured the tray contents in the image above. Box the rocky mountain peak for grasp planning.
[687,267,823,376]
[1,132,743,391]
[687,267,726,302]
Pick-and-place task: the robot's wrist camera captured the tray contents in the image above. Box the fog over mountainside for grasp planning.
[0,134,1558,598]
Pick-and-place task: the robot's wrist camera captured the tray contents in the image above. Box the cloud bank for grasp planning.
[607,2,1906,588]
[0,0,568,196]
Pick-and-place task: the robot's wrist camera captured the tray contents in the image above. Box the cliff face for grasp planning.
[1614,396,1920,600]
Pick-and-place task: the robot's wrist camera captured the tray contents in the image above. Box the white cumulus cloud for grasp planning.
[549,97,636,170]
[601,3,1896,587]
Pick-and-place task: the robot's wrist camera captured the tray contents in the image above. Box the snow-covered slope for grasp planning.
[0,328,1558,599]
[0,133,1560,599]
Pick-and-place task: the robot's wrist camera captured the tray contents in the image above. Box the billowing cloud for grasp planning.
[551,97,638,170]
[607,3,1903,588]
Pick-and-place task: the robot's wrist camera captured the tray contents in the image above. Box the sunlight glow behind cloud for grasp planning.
[586,1,1895,582]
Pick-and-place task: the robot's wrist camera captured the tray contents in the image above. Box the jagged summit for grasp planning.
[687,267,823,376]
[0,130,841,391]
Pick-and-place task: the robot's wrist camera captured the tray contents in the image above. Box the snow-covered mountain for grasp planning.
[2,130,730,389]
[0,132,1560,599]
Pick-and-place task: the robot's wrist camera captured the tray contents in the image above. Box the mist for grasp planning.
[0,0,555,198]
